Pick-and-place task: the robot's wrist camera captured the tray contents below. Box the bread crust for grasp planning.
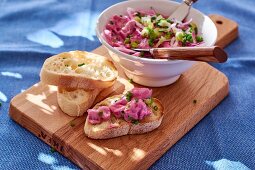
[57,87,101,117]
[84,96,164,139]
[40,51,118,89]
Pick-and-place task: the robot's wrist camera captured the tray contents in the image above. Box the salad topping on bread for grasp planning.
[88,88,156,125]
[84,87,164,139]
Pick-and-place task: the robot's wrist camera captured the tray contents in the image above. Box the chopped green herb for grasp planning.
[65,65,69,67]
[196,36,203,42]
[50,147,56,153]
[148,39,154,47]
[189,27,193,33]
[190,23,198,34]
[166,19,173,24]
[78,63,85,67]
[143,27,157,40]
[153,105,158,111]
[0,102,2,107]
[125,91,133,102]
[134,16,141,22]
[98,111,103,117]
[128,78,133,84]
[69,121,75,127]
[193,99,197,104]
[131,41,139,48]
[140,51,145,57]
[184,33,193,43]
[165,32,172,39]
[145,98,154,106]
[132,120,139,125]
[151,16,156,21]
[124,38,130,44]
[110,21,114,25]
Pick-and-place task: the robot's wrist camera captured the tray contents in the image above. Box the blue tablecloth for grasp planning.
[0,0,254,169]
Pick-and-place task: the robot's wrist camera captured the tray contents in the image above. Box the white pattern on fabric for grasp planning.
[1,72,22,79]
[206,159,251,170]
[0,91,7,102]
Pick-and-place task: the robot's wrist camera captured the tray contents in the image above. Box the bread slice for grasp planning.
[40,51,118,89]
[84,95,164,139]
[57,87,101,117]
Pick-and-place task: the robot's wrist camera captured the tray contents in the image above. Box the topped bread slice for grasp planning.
[40,51,118,89]
[84,88,164,139]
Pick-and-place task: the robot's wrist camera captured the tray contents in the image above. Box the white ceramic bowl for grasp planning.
[96,0,217,87]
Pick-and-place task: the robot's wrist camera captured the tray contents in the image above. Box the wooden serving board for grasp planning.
[9,15,238,170]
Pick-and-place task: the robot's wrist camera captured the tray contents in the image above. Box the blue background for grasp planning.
[0,0,254,169]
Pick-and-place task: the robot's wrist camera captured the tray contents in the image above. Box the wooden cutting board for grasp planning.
[9,15,238,170]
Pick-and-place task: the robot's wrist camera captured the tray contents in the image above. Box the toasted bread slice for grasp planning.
[40,51,118,89]
[84,95,164,139]
[57,87,101,117]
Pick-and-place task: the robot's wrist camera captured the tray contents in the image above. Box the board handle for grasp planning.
[209,14,239,48]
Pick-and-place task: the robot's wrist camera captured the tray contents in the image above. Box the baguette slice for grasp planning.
[84,95,164,139]
[57,87,101,117]
[40,51,118,89]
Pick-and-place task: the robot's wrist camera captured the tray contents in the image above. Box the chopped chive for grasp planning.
[145,98,154,106]
[166,19,173,23]
[131,41,139,48]
[78,63,85,67]
[69,121,75,127]
[128,78,133,84]
[148,39,154,47]
[153,105,158,111]
[196,36,203,42]
[0,102,2,107]
[125,91,133,102]
[132,120,139,125]
[124,38,130,44]
[165,32,171,39]
[50,147,56,153]
[193,99,197,104]
[140,51,145,57]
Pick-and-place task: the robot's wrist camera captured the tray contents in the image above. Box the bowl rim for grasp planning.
[96,0,217,65]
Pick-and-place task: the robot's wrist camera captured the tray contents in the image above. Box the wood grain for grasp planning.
[209,14,239,48]
[9,15,238,170]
